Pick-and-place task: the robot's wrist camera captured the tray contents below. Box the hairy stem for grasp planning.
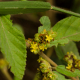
[51,6,80,17]
[1,67,13,80]
[38,52,58,67]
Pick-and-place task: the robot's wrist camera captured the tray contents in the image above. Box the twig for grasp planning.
[76,76,79,80]
[1,67,13,80]
[51,6,80,17]
[38,52,57,67]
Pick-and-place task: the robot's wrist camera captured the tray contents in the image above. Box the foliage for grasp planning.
[0,1,50,14]
[55,41,80,60]
[0,15,26,79]
[53,71,71,80]
[0,0,80,80]
[56,65,80,77]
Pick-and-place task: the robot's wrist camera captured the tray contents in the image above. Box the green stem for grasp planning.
[38,52,58,67]
[51,6,80,17]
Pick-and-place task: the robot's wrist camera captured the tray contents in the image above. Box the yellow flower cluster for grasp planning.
[26,29,57,54]
[37,57,57,80]
[64,52,80,71]
[30,42,39,53]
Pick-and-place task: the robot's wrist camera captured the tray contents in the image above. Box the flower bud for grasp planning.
[34,33,40,42]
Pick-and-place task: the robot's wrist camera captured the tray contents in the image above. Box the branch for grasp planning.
[51,6,80,17]
[1,67,13,80]
[38,52,57,67]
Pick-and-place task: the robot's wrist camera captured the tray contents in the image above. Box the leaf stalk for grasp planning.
[51,6,80,17]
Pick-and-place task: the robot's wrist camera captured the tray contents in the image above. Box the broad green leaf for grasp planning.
[53,71,71,80]
[0,1,51,14]
[14,76,20,80]
[0,15,27,79]
[39,16,51,30]
[50,16,80,47]
[50,38,69,47]
[13,24,23,33]
[52,16,80,41]
[38,16,51,33]
[38,26,44,33]
[55,41,80,60]
[55,46,64,60]
[56,65,80,77]
[60,41,80,59]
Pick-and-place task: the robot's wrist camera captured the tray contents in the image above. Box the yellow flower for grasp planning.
[66,64,72,70]
[43,29,47,33]
[0,59,8,69]
[49,74,52,78]
[39,44,47,51]
[37,57,42,63]
[30,42,39,54]
[31,49,38,54]
[30,42,38,49]
[67,52,69,55]
[46,35,53,42]
[41,29,47,34]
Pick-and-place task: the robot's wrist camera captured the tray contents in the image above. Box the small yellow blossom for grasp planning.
[49,74,52,78]
[43,29,47,34]
[0,59,8,69]
[39,44,47,51]
[43,77,47,80]
[37,68,40,71]
[37,57,42,63]
[67,52,69,55]
[40,66,42,68]
[66,64,72,70]
[46,35,53,42]
[30,42,39,54]
[30,42,38,49]
[31,49,38,54]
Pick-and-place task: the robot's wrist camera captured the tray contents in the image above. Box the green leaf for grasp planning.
[52,16,80,41]
[55,41,80,60]
[50,38,69,47]
[50,16,80,47]
[14,76,21,80]
[60,41,80,59]
[38,16,51,33]
[0,1,51,14]
[53,71,71,80]
[13,24,23,33]
[39,16,51,30]
[55,46,64,60]
[38,26,44,33]
[0,15,27,79]
[56,65,80,77]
